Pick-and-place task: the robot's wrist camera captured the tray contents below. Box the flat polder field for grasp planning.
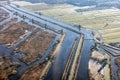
[12,1,120,43]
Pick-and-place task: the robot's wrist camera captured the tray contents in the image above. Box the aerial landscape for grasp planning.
[0,0,120,80]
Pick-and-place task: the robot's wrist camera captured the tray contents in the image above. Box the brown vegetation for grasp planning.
[18,28,55,64]
[0,56,20,80]
[3,18,18,27]
[20,62,47,80]
[0,7,56,80]
[0,8,9,21]
[0,19,35,45]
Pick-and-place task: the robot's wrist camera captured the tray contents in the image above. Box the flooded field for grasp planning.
[0,56,20,80]
[0,18,35,46]
[0,6,57,79]
[5,1,120,80]
[0,8,9,22]
[0,2,102,80]
[17,28,55,64]
[21,62,47,80]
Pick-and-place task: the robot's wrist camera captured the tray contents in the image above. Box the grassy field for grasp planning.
[12,1,120,43]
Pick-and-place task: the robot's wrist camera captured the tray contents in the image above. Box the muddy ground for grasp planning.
[0,16,56,79]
